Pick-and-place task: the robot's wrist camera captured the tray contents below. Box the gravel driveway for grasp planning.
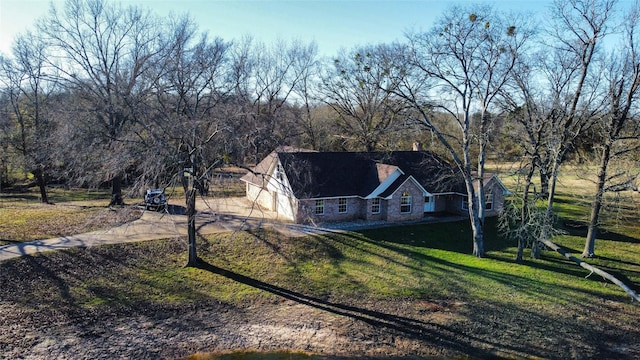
[0,197,304,262]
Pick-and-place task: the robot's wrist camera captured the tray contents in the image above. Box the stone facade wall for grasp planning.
[483,178,506,217]
[433,194,448,212]
[442,179,507,217]
[445,194,467,215]
[285,178,507,224]
[364,198,385,221]
[297,197,365,223]
[384,180,425,222]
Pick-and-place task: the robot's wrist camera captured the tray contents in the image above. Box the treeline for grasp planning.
[1,0,638,258]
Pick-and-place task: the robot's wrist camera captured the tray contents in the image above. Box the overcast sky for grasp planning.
[0,0,552,58]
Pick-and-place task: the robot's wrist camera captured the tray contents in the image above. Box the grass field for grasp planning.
[1,166,639,358]
[0,187,142,245]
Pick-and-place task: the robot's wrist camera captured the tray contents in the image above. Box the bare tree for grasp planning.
[498,54,550,262]
[320,44,410,151]
[498,42,593,260]
[148,15,231,266]
[228,37,319,162]
[0,32,58,203]
[39,0,161,206]
[393,4,530,257]
[499,0,623,261]
[289,43,325,150]
[583,4,640,257]
[536,0,616,250]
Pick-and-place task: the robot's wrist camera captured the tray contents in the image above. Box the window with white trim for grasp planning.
[400,191,412,213]
[338,198,348,213]
[315,199,324,215]
[462,196,469,210]
[485,190,493,210]
[371,198,381,214]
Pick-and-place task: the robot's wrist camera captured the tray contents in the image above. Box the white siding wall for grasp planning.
[263,161,297,221]
[246,183,274,211]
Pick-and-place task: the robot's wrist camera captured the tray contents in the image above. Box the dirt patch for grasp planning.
[0,298,470,359]
[3,294,638,359]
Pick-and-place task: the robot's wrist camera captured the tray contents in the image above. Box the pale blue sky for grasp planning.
[0,0,552,57]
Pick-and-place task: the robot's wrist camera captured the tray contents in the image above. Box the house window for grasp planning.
[400,191,412,213]
[276,164,284,181]
[315,199,324,215]
[485,190,493,210]
[371,198,381,214]
[462,196,469,211]
[338,198,348,213]
[424,196,432,203]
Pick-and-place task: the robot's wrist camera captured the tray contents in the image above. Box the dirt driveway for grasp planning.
[0,197,306,262]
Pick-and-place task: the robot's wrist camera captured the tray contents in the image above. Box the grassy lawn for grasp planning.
[2,218,638,357]
[1,166,639,357]
[0,186,141,244]
[2,169,638,308]
[3,216,636,318]
[486,162,640,293]
[0,171,245,245]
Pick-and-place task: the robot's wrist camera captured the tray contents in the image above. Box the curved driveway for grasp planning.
[0,197,309,262]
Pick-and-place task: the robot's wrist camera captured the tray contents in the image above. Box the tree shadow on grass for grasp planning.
[355,217,639,299]
[336,230,630,306]
[559,219,640,244]
[194,259,555,359]
[358,217,511,256]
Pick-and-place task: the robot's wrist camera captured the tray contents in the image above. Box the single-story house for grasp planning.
[240,147,509,224]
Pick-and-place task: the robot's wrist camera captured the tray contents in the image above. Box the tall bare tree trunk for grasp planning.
[471,214,485,257]
[109,174,124,206]
[583,144,610,258]
[517,165,537,263]
[538,159,563,259]
[462,113,485,258]
[186,187,199,266]
[33,168,49,204]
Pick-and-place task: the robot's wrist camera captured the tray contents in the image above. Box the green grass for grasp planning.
[2,209,638,358]
[2,167,640,357]
[8,217,634,314]
[487,162,640,295]
[2,175,638,310]
[0,185,113,203]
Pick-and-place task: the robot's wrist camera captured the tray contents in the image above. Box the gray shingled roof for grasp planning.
[275,150,466,199]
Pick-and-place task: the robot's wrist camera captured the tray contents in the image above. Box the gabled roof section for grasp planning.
[277,151,382,198]
[370,151,466,194]
[240,151,277,187]
[273,149,466,199]
[376,163,400,183]
[378,175,428,198]
[240,146,316,187]
[476,173,511,195]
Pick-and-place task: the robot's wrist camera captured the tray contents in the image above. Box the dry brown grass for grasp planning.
[0,188,142,244]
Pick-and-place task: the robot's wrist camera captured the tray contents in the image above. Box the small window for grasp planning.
[462,196,469,211]
[424,196,432,203]
[315,199,324,215]
[400,191,412,213]
[485,190,493,210]
[338,198,348,213]
[371,198,381,214]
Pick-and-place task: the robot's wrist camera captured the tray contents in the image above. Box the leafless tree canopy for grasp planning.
[0,0,638,260]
